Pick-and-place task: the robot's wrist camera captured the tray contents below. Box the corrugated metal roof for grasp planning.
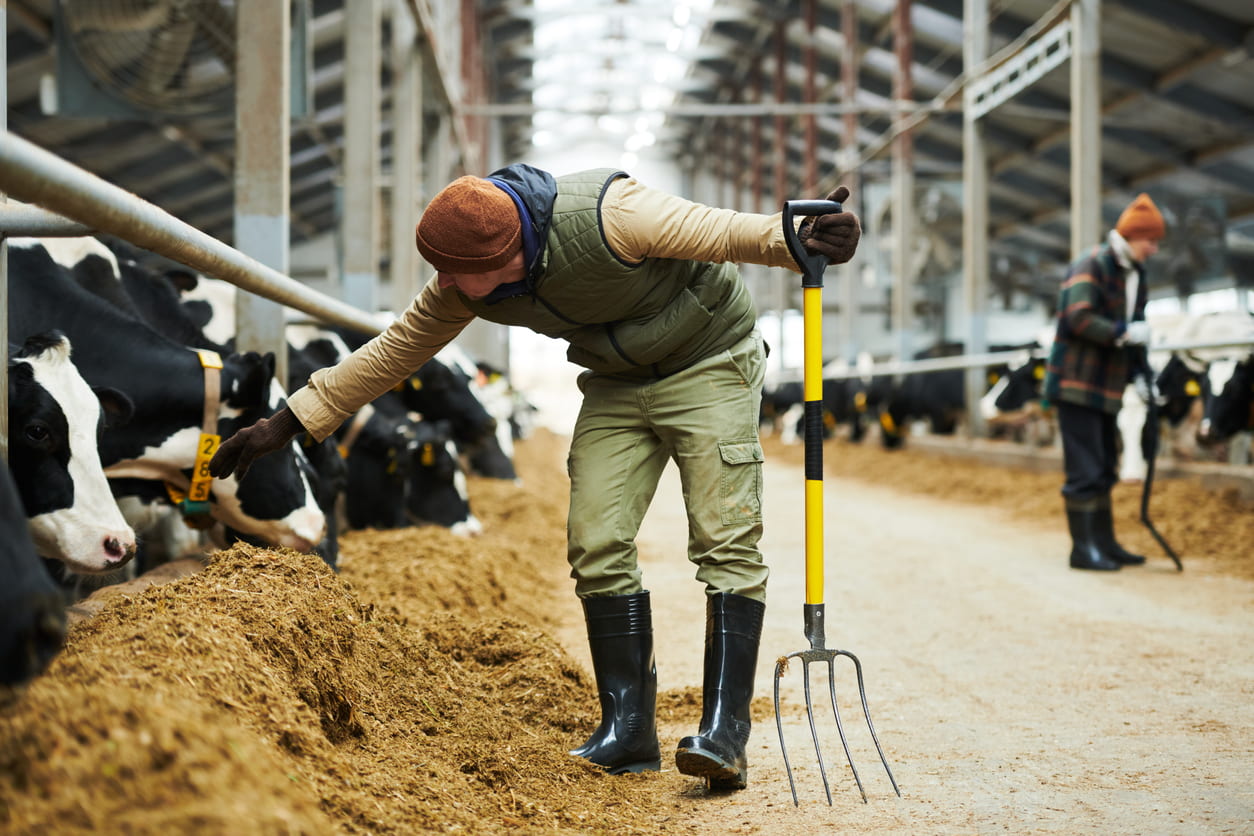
[7,0,1254,296]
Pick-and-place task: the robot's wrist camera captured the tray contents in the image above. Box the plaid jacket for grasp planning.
[1043,233,1148,414]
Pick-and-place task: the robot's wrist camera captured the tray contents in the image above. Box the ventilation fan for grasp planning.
[55,0,236,118]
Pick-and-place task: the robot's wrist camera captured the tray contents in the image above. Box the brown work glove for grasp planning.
[208,406,305,481]
[798,186,861,265]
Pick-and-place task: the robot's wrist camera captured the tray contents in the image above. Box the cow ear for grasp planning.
[164,269,199,293]
[94,387,134,429]
[226,351,277,408]
[259,351,277,381]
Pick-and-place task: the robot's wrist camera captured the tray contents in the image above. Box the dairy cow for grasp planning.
[81,248,345,567]
[7,240,326,553]
[0,461,66,687]
[436,345,518,480]
[8,332,137,573]
[875,342,1033,448]
[287,325,480,535]
[1198,353,1254,446]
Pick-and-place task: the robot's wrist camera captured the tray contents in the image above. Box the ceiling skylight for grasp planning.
[527,0,715,158]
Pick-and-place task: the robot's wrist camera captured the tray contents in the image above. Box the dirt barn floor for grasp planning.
[1,429,1251,834]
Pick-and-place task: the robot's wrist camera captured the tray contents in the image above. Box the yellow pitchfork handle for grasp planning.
[781,198,842,610]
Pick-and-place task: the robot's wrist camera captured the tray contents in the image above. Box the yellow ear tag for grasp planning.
[1034,365,1045,380]
[421,443,435,466]
[408,377,422,390]
[854,392,867,411]
[337,444,350,459]
[987,372,1000,385]
[1185,379,1201,397]
[188,432,220,502]
[880,412,897,434]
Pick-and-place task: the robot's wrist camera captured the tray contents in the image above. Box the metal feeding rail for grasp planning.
[0,130,381,338]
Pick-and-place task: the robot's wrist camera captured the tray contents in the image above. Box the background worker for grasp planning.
[209,163,860,790]
[1043,193,1166,571]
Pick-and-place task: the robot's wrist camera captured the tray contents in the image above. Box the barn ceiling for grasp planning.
[6,0,1254,301]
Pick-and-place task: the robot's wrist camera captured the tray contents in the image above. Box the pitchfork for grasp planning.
[773,199,900,806]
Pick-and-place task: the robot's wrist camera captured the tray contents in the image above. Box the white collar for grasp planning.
[1108,229,1135,270]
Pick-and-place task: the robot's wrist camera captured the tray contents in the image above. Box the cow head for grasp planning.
[344,408,418,530]
[992,358,1045,413]
[406,419,481,536]
[1197,355,1254,445]
[211,369,327,553]
[398,358,496,446]
[8,333,137,574]
[1156,353,1209,427]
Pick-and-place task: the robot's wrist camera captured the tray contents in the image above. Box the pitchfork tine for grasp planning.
[773,199,900,806]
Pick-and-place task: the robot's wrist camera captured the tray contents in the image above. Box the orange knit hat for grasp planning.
[1115,193,1166,241]
[414,176,522,273]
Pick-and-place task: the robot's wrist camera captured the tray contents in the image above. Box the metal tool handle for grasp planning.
[781,199,840,616]
[782,199,842,288]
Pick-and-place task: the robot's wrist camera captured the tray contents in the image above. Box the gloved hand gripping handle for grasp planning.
[783,200,842,288]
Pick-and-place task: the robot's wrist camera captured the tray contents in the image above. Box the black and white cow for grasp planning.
[8,333,137,573]
[7,240,326,554]
[405,418,481,535]
[0,461,66,687]
[287,324,481,535]
[875,342,1029,448]
[1197,352,1254,446]
[760,374,869,445]
[436,344,518,480]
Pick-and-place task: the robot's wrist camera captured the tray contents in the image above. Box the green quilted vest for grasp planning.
[461,169,758,379]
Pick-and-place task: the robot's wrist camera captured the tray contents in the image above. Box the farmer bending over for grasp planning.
[209,164,860,790]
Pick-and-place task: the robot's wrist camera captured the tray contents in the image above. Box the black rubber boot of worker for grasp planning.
[1066,498,1121,571]
[1093,496,1146,565]
[675,592,765,790]
[569,591,661,774]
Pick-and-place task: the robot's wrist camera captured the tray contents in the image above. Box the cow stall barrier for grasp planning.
[0,131,382,338]
[0,130,383,458]
[815,338,1254,382]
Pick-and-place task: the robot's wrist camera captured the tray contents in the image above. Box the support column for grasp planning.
[774,21,789,369]
[840,0,860,362]
[234,1,290,387]
[891,0,914,361]
[963,0,991,438]
[804,0,818,195]
[343,0,381,313]
[390,0,423,313]
[1070,0,1102,256]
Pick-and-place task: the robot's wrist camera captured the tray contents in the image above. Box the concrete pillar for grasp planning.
[234,1,290,387]
[343,0,381,313]
[840,0,860,362]
[963,0,991,438]
[1070,0,1102,256]
[390,0,422,314]
[891,0,914,362]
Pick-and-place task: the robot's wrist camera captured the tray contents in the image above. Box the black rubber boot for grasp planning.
[1066,497,1121,571]
[1093,495,1146,565]
[569,591,661,774]
[675,592,765,790]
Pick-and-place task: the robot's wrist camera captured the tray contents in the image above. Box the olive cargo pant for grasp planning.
[566,330,768,602]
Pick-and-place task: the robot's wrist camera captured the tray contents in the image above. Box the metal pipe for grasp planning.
[0,130,382,337]
[819,338,1254,381]
[0,204,94,236]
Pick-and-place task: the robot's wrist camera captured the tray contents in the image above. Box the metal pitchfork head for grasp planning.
[773,199,900,806]
[773,605,899,805]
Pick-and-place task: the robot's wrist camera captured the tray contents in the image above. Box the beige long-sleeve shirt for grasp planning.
[288,175,802,440]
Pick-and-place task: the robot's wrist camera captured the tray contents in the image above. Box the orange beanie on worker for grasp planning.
[1115,193,1166,242]
[414,176,522,274]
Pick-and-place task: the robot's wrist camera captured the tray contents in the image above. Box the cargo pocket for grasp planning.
[718,438,764,525]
